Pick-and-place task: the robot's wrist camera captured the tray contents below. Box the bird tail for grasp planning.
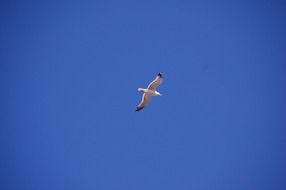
[138,88,145,92]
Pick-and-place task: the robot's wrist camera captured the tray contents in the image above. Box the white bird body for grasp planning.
[137,88,162,96]
[136,73,163,111]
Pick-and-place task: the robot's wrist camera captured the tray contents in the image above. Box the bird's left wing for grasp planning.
[136,93,152,111]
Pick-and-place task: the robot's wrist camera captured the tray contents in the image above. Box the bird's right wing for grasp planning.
[136,93,152,111]
[147,73,163,91]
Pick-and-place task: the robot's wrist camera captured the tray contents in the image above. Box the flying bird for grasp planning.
[136,73,163,111]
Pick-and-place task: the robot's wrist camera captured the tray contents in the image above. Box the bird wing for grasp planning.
[136,93,152,111]
[147,73,163,91]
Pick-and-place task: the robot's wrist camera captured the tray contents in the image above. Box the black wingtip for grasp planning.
[158,72,163,78]
[136,107,144,111]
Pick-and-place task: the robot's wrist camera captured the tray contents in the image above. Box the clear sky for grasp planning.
[1,0,286,189]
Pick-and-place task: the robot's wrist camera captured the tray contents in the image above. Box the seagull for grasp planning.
[136,73,163,111]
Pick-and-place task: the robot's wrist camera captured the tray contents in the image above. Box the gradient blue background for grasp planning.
[1,0,286,189]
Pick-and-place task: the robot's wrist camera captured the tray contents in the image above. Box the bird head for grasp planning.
[155,91,162,96]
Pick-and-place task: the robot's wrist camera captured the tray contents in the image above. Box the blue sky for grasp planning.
[1,0,286,189]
